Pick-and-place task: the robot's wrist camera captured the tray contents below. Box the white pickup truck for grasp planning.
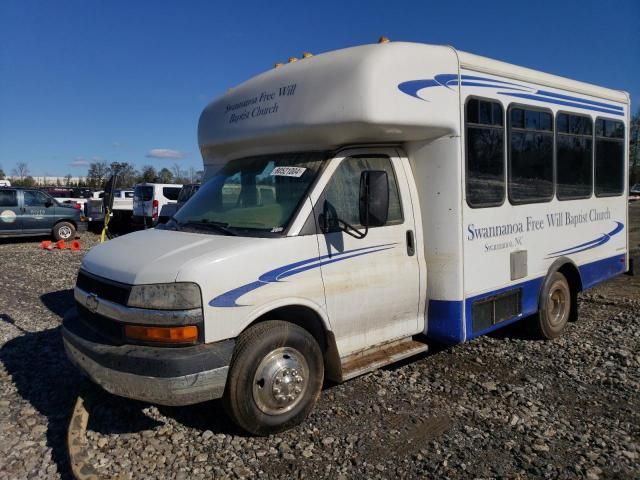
[86,189,134,224]
[45,188,100,215]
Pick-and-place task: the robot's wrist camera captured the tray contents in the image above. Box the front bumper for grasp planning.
[62,308,235,406]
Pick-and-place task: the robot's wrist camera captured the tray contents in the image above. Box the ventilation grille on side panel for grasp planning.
[472,289,521,332]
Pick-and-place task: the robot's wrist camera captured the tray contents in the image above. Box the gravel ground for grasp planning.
[1,205,639,480]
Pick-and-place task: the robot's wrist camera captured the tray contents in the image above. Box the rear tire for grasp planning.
[53,221,76,241]
[224,320,324,436]
[532,271,571,339]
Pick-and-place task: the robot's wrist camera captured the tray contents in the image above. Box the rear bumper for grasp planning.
[62,308,234,406]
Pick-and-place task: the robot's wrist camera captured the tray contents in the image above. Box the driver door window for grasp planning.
[23,190,51,207]
[323,155,403,230]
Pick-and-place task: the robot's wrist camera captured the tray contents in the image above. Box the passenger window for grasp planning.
[595,118,625,197]
[323,155,403,230]
[0,190,17,207]
[556,113,593,200]
[23,190,50,207]
[508,107,554,204]
[163,187,181,201]
[465,98,505,207]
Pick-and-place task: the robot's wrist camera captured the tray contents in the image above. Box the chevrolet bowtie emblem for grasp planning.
[86,293,99,312]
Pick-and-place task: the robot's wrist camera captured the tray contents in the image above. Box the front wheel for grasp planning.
[224,320,324,435]
[53,221,76,241]
[533,271,571,339]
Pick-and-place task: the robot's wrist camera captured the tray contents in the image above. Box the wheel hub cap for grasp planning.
[548,283,568,326]
[60,226,72,238]
[253,347,309,415]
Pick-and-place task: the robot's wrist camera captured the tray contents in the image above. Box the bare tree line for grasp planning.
[0,160,203,188]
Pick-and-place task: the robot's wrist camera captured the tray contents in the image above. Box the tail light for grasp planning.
[152,199,159,220]
[74,202,82,209]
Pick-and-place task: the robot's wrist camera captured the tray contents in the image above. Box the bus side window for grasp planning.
[556,113,593,200]
[508,107,554,204]
[465,98,505,207]
[594,118,625,197]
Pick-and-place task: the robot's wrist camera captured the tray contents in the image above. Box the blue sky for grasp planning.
[1,0,638,177]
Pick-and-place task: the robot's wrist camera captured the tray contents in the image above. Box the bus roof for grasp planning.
[198,42,629,165]
[456,50,628,104]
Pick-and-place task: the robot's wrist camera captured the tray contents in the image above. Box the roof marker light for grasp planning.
[288,57,298,63]
[274,63,284,68]
[302,52,313,58]
[378,36,390,44]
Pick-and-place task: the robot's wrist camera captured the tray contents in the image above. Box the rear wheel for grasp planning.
[53,221,75,241]
[533,271,571,339]
[224,320,324,435]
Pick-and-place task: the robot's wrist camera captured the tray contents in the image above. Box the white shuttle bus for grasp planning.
[63,41,630,435]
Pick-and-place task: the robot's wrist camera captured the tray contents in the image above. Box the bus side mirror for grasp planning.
[359,170,389,228]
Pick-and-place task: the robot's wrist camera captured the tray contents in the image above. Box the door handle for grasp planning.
[406,230,415,256]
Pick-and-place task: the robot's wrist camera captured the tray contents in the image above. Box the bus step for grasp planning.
[339,337,429,382]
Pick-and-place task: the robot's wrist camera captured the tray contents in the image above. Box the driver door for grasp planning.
[314,148,421,355]
[21,190,57,232]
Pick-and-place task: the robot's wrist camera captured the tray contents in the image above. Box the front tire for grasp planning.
[224,320,324,435]
[533,271,571,339]
[53,221,76,241]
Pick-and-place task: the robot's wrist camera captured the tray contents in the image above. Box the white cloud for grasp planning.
[146,148,188,159]
[70,157,90,167]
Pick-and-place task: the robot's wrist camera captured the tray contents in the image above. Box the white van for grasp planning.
[132,183,182,226]
[63,41,629,435]
[0,180,11,187]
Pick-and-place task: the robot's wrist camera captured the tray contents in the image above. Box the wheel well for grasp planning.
[54,219,77,229]
[246,305,341,380]
[556,262,582,322]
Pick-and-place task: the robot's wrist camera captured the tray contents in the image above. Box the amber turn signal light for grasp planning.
[124,325,198,343]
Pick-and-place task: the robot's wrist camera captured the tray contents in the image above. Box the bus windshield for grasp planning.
[170,151,327,235]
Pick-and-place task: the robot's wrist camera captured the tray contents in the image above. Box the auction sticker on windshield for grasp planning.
[270,166,306,177]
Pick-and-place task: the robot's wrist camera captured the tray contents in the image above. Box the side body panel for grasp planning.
[402,68,628,344]
[461,70,628,338]
[179,234,329,344]
[458,70,628,342]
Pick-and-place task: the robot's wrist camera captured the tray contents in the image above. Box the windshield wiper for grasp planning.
[178,219,237,236]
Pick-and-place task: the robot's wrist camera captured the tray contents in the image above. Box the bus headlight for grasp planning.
[128,283,202,310]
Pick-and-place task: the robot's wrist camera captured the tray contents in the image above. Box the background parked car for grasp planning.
[0,187,87,240]
[132,183,182,227]
[157,183,200,224]
[41,187,102,215]
[86,189,133,225]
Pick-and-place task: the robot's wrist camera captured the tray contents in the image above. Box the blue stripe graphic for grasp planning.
[397,74,625,116]
[498,92,624,116]
[210,243,397,307]
[546,221,624,258]
[535,90,624,111]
